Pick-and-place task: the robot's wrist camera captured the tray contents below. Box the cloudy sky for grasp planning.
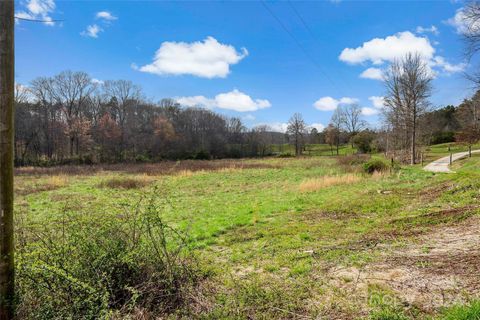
[15,0,475,131]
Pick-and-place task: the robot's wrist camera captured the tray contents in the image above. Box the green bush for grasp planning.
[363,158,389,174]
[16,192,201,319]
[352,131,375,153]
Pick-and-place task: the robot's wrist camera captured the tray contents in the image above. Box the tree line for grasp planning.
[14,71,293,165]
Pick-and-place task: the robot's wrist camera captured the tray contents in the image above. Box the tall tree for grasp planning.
[0,0,15,317]
[383,53,433,164]
[340,104,366,146]
[330,107,344,155]
[286,113,306,156]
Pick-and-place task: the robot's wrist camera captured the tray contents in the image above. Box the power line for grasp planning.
[287,0,354,93]
[15,16,63,23]
[260,1,342,96]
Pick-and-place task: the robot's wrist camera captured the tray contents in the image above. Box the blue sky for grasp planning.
[14,0,475,131]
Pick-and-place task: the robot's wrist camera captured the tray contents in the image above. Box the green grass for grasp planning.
[14,151,480,318]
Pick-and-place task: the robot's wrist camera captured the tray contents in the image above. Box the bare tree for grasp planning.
[103,80,141,158]
[286,113,306,156]
[0,0,15,317]
[49,71,96,156]
[339,104,366,147]
[330,107,344,155]
[383,53,433,164]
[460,2,480,85]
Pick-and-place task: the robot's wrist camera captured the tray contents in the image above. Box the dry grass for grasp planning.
[15,160,279,176]
[299,174,362,193]
[15,175,69,196]
[98,175,154,189]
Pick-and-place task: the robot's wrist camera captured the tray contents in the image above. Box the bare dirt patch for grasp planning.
[329,216,480,313]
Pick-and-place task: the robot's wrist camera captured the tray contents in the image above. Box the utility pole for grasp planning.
[0,0,15,318]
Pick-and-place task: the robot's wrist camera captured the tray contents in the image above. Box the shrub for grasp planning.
[194,150,211,160]
[16,192,201,318]
[99,176,151,189]
[352,131,376,153]
[277,152,294,158]
[363,158,389,174]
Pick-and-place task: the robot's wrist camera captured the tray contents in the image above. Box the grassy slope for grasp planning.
[14,150,480,319]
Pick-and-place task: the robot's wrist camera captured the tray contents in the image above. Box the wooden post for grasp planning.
[0,1,15,318]
[469,145,472,158]
[421,152,423,166]
[449,153,453,165]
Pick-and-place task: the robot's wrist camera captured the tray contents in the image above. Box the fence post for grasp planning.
[421,152,423,166]
[469,145,472,158]
[450,153,453,165]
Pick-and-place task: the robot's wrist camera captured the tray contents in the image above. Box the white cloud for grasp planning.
[416,25,439,36]
[266,122,288,133]
[340,31,465,77]
[339,31,435,65]
[91,78,104,85]
[368,96,385,109]
[361,107,380,116]
[309,123,325,131]
[176,95,216,109]
[243,114,256,121]
[360,67,383,80]
[96,11,117,21]
[176,89,271,112]
[313,96,358,111]
[447,7,480,35]
[81,24,103,38]
[15,0,56,26]
[138,37,248,78]
[430,56,466,74]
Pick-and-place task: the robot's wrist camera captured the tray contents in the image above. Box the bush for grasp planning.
[277,152,294,158]
[16,191,201,319]
[352,131,376,153]
[363,158,389,174]
[194,150,211,160]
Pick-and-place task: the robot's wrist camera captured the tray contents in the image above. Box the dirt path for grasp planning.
[330,216,480,313]
[424,149,480,173]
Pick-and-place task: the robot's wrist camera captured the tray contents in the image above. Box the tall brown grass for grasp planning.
[299,174,361,193]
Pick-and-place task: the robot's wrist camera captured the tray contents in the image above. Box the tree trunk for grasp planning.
[411,112,416,165]
[0,1,15,317]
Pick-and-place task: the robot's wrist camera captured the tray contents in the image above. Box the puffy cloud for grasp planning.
[96,11,117,21]
[447,7,480,35]
[339,31,435,65]
[91,78,104,85]
[361,107,379,116]
[430,56,466,74]
[416,25,439,36]
[176,89,271,112]
[309,123,325,131]
[313,96,358,111]
[81,24,103,38]
[368,96,385,109]
[215,90,270,112]
[255,122,288,133]
[340,31,465,77]
[138,37,248,78]
[15,0,56,26]
[360,67,383,80]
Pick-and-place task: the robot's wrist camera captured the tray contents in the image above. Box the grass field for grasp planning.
[13,148,480,319]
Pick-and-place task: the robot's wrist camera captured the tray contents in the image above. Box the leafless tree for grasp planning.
[383,53,433,164]
[286,113,306,156]
[460,2,480,84]
[339,104,366,146]
[330,107,344,155]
